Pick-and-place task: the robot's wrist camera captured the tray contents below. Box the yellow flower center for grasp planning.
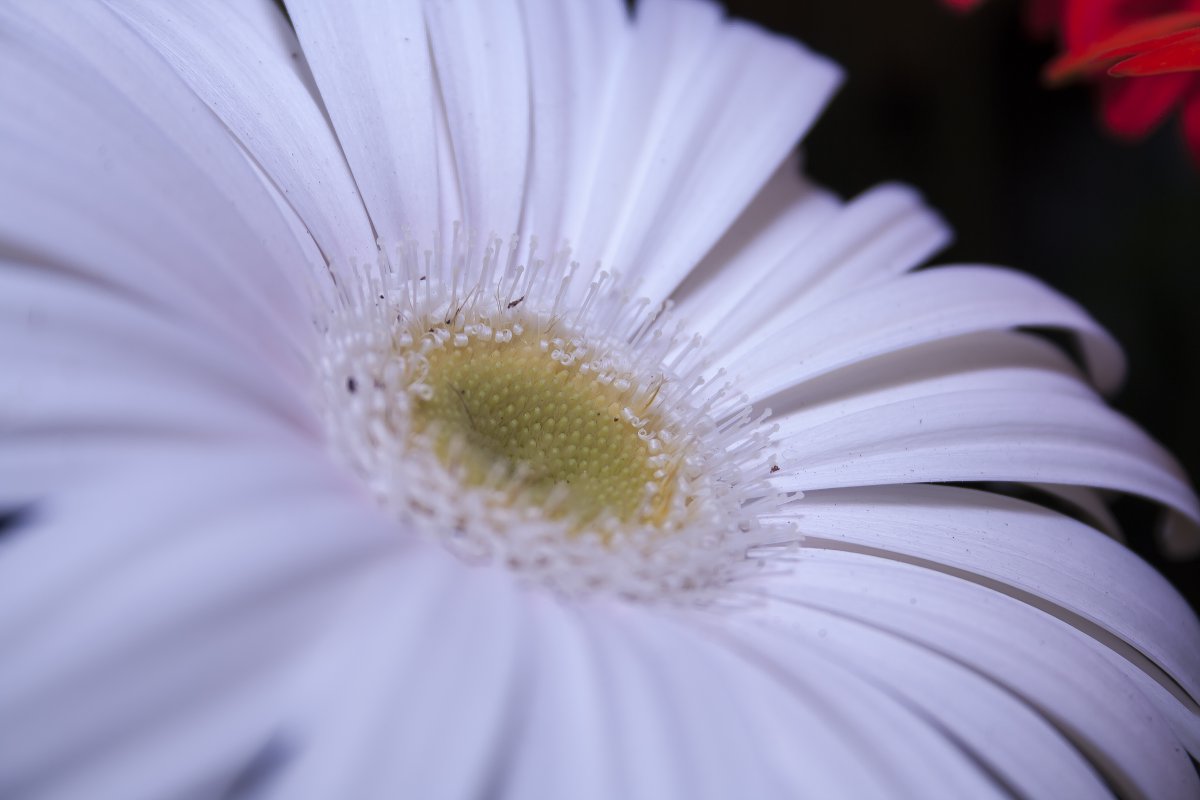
[318,240,780,599]
[413,329,657,524]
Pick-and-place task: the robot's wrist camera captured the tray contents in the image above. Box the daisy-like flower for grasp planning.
[3,0,1200,797]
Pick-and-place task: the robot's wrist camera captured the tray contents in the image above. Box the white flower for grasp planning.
[2,0,1199,797]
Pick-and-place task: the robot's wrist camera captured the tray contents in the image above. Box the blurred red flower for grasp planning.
[947,0,1200,165]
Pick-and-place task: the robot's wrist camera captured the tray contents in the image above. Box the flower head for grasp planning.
[3,1,1200,798]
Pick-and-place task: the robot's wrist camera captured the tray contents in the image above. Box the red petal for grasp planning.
[1108,32,1200,75]
[1062,0,1176,50]
[1182,87,1200,166]
[1098,72,1193,138]
[1097,26,1200,61]
[1046,11,1200,83]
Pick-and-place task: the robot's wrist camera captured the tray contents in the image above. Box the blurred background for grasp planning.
[236,5,1200,602]
[727,0,1200,606]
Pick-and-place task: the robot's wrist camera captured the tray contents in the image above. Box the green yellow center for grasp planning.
[412,333,657,523]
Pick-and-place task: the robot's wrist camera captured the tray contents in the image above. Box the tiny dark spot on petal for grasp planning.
[0,505,35,544]
[347,377,358,393]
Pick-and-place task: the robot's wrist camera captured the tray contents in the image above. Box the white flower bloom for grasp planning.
[2,0,1199,797]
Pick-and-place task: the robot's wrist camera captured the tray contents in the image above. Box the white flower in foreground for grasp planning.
[2,0,1200,797]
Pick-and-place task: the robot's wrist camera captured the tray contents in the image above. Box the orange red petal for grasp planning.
[1046,11,1200,83]
[1108,31,1200,75]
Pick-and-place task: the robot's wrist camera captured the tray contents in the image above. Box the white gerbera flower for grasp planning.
[2,0,1199,797]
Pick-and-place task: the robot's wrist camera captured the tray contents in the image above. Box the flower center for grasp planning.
[413,331,657,525]
[317,233,788,601]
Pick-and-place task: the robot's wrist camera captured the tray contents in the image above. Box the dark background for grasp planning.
[725,0,1200,606]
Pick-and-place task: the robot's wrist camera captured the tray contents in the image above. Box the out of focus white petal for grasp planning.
[0,2,313,362]
[716,602,1113,799]
[741,550,1200,799]
[104,0,378,267]
[0,445,398,799]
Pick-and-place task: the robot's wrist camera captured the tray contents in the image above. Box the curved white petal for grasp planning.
[0,261,316,507]
[766,329,1092,418]
[1098,648,1200,759]
[103,0,378,268]
[423,0,532,242]
[770,346,1198,528]
[0,2,313,366]
[687,619,1011,800]
[1028,482,1125,540]
[566,0,841,304]
[670,153,841,327]
[692,184,950,361]
[737,549,1200,799]
[731,265,1124,400]
[284,0,460,251]
[769,484,1200,703]
[516,0,627,253]
[0,444,399,798]
[272,565,1000,800]
[716,603,1113,799]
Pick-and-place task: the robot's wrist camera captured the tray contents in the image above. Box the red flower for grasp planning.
[948,0,1200,165]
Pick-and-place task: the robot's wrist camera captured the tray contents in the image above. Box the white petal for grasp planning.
[0,261,317,506]
[566,0,841,304]
[423,0,532,241]
[689,619,1011,799]
[1027,483,1125,540]
[670,154,841,328]
[515,0,628,251]
[266,549,532,800]
[0,445,398,798]
[274,566,982,799]
[739,549,1200,799]
[719,603,1112,799]
[768,329,1090,415]
[693,184,949,360]
[771,484,1200,702]
[1097,648,1200,759]
[0,263,312,431]
[0,2,313,368]
[730,265,1125,400]
[770,341,1197,526]
[104,0,378,267]
[284,0,459,250]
